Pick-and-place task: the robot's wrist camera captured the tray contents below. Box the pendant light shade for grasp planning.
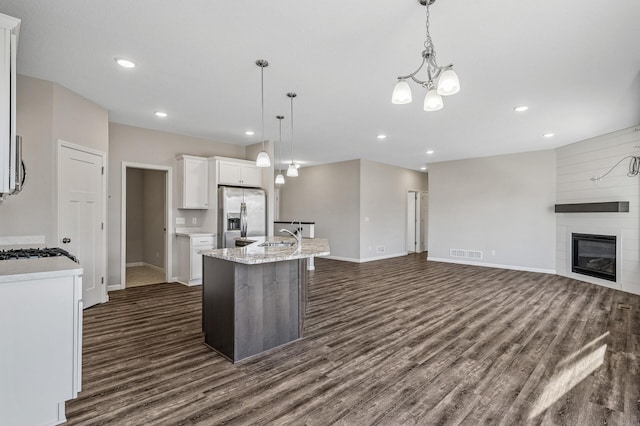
[287,163,299,177]
[275,173,285,184]
[391,79,412,104]
[256,151,271,167]
[436,68,460,96]
[423,89,443,111]
[255,59,271,167]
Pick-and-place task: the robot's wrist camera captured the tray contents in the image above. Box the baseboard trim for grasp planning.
[427,257,556,275]
[125,262,144,267]
[107,284,124,292]
[126,262,165,272]
[324,252,409,264]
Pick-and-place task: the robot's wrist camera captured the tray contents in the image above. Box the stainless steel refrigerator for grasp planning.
[218,186,266,248]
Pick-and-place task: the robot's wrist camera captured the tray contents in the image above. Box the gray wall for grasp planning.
[359,160,428,260]
[428,150,557,272]
[126,168,144,263]
[0,75,108,245]
[108,123,245,285]
[142,169,165,269]
[279,159,427,262]
[280,160,361,260]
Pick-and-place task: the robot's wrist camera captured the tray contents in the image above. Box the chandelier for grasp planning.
[392,0,460,111]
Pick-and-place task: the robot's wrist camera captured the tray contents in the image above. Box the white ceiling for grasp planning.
[2,0,640,171]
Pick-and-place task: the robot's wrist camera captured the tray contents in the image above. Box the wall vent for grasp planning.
[450,249,483,260]
[376,246,385,254]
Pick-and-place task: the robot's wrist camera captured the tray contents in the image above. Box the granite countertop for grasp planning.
[0,257,83,284]
[200,236,330,265]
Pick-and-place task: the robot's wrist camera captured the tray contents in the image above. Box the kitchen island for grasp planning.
[200,236,330,363]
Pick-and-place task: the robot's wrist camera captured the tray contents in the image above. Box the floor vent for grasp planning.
[617,303,631,310]
[450,249,483,260]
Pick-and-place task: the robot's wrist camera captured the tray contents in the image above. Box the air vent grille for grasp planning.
[450,249,483,260]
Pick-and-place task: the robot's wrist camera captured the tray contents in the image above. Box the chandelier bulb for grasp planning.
[424,89,443,111]
[392,79,412,104]
[437,69,460,96]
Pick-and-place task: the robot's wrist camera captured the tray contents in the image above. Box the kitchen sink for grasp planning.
[258,241,295,247]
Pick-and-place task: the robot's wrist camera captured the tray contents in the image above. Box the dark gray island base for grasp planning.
[202,256,308,363]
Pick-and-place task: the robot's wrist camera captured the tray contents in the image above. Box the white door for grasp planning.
[407,192,416,252]
[58,144,105,309]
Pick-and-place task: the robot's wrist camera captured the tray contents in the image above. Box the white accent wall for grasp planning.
[556,126,640,295]
[428,150,557,273]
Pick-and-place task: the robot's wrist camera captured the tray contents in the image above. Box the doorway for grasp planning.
[121,163,173,289]
[57,140,107,309]
[407,190,428,254]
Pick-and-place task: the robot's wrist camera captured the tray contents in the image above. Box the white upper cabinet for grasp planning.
[0,13,20,196]
[177,155,208,209]
[217,159,262,187]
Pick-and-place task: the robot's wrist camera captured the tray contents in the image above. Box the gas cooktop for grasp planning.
[0,247,79,263]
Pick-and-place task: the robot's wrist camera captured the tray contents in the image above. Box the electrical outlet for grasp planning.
[156,251,160,258]
[491,250,496,256]
[376,246,385,253]
[192,217,197,225]
[176,217,185,225]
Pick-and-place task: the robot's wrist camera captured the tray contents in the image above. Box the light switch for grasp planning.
[176,217,186,225]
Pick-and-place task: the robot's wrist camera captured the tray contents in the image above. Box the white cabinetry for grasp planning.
[177,155,208,209]
[0,13,20,196]
[176,233,216,285]
[0,258,83,426]
[217,159,262,187]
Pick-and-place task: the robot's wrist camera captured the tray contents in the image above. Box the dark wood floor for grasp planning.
[66,255,640,425]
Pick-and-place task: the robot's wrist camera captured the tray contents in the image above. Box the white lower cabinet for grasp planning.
[0,258,83,426]
[177,233,216,285]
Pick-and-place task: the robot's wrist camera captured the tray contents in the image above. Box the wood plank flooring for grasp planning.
[66,255,640,425]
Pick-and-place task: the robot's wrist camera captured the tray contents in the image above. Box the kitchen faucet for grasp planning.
[280,220,303,245]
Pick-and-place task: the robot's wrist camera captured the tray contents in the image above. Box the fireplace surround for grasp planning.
[571,233,616,282]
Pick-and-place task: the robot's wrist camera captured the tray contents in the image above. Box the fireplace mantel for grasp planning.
[555,201,630,213]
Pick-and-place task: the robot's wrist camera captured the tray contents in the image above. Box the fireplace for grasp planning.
[572,233,616,282]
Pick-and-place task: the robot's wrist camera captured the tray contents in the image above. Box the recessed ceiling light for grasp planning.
[245,130,255,136]
[513,106,529,112]
[377,134,387,140]
[115,58,135,68]
[426,150,434,155]
[420,166,427,171]
[154,111,168,118]
[543,133,555,138]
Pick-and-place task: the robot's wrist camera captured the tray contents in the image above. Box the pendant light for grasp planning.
[391,0,460,111]
[255,59,271,167]
[275,115,285,185]
[286,92,299,177]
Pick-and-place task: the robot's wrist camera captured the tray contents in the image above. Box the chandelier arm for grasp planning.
[397,58,428,83]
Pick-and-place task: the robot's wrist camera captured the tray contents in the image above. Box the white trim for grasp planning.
[323,252,408,263]
[427,257,557,275]
[107,284,123,292]
[121,162,173,289]
[57,140,108,304]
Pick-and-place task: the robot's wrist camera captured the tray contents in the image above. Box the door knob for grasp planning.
[62,237,71,244]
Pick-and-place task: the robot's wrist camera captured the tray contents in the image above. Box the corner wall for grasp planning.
[555,126,640,295]
[359,160,428,260]
[279,160,361,260]
[428,150,557,272]
[1,75,108,245]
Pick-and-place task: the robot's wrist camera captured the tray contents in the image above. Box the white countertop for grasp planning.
[0,257,83,283]
[175,228,216,237]
[200,236,330,265]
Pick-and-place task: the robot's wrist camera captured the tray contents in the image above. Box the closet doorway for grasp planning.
[121,163,172,288]
[407,191,429,254]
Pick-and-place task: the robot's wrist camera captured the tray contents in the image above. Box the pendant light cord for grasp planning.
[261,66,265,151]
[290,96,294,164]
[278,117,283,172]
